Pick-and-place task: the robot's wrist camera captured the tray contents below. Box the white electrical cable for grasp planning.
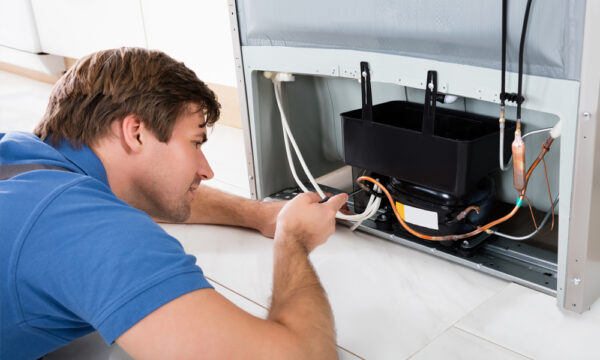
[271,73,382,224]
[492,195,559,240]
[499,121,509,171]
[522,127,553,140]
[350,189,382,231]
[274,81,310,194]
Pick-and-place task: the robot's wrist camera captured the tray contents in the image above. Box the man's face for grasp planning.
[136,104,214,222]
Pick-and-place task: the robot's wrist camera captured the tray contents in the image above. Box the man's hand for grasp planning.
[275,192,348,253]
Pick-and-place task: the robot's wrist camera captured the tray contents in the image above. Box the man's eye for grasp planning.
[194,141,203,148]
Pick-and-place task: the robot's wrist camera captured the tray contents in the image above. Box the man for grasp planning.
[0,47,347,359]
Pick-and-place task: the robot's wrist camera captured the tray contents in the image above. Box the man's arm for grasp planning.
[117,192,347,359]
[184,184,284,238]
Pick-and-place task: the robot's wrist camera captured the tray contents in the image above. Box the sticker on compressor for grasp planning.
[395,202,439,230]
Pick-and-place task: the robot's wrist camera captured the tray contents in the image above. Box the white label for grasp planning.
[396,202,439,230]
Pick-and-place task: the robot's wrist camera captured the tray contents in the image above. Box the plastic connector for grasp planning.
[275,72,295,82]
[263,71,295,82]
[550,120,562,139]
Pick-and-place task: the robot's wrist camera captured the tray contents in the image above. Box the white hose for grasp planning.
[271,75,382,224]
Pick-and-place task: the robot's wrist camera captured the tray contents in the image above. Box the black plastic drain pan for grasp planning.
[341,64,516,197]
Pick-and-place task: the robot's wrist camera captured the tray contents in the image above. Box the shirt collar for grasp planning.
[46,137,110,188]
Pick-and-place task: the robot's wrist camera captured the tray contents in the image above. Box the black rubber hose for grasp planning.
[517,0,533,121]
[501,0,507,106]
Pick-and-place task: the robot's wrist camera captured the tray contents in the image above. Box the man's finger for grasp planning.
[323,193,348,211]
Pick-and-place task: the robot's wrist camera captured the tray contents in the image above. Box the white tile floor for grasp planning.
[3,70,600,359]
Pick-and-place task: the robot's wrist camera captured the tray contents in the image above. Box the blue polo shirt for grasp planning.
[0,131,212,359]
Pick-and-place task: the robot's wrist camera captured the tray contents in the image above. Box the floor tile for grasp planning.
[163,223,509,360]
[409,327,530,360]
[207,278,268,318]
[44,331,132,360]
[209,278,361,359]
[456,283,600,360]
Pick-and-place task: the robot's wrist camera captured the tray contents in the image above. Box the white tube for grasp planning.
[271,75,382,223]
[499,121,509,171]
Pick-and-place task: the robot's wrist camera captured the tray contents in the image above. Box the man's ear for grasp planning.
[121,114,145,152]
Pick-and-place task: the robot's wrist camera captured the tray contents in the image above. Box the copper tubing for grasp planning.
[355,136,555,241]
[456,206,480,221]
[524,137,554,187]
[512,124,526,191]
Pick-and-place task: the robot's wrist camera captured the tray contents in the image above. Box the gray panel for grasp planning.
[237,0,585,80]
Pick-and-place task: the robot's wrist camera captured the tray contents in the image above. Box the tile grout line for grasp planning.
[205,275,366,360]
[405,325,455,360]
[453,327,534,359]
[449,283,535,359]
[205,275,269,311]
[405,281,513,359]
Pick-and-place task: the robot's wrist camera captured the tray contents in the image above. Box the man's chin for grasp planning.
[150,204,191,223]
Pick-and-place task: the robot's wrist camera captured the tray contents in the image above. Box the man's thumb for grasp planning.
[325,193,349,211]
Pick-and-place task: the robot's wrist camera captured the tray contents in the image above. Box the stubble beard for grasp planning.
[133,182,192,222]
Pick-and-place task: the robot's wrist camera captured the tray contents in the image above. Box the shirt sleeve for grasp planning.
[17,178,213,344]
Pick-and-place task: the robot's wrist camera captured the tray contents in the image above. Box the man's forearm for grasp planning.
[186,185,255,224]
[268,236,337,359]
[184,185,280,236]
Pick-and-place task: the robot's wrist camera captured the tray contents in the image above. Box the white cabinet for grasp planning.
[141,0,237,87]
[30,0,147,59]
[0,0,41,52]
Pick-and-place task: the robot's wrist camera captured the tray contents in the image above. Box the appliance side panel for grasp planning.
[563,0,600,313]
[229,0,257,199]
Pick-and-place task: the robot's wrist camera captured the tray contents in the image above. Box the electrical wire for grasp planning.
[499,0,509,171]
[501,0,507,109]
[517,0,533,123]
[522,127,553,140]
[271,77,382,225]
[492,195,558,240]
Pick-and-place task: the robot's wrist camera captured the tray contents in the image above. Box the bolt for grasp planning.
[377,213,389,222]
[462,240,469,247]
[362,71,367,78]
[583,112,591,119]
[573,278,581,286]
[249,175,254,181]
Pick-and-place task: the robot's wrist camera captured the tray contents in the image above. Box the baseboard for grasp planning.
[0,46,65,81]
[208,83,242,129]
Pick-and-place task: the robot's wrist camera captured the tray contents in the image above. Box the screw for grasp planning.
[462,240,469,247]
[362,71,367,78]
[583,112,591,119]
[249,175,254,181]
[573,278,581,286]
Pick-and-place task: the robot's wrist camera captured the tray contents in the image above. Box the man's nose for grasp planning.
[196,149,214,180]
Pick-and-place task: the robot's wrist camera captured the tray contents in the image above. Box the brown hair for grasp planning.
[34,47,220,148]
